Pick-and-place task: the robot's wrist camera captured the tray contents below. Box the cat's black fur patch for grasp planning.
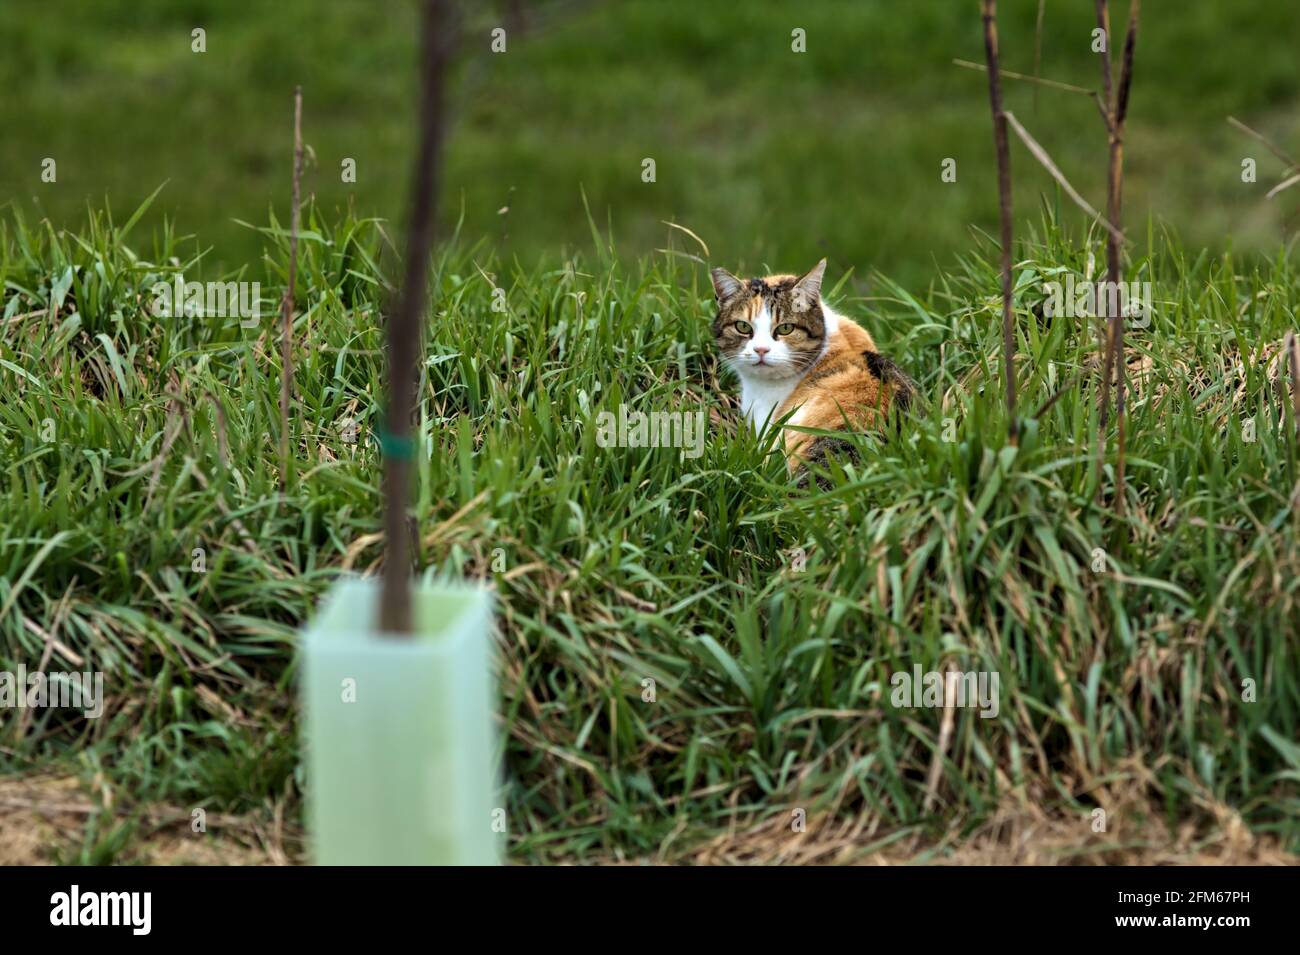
[795,352,917,489]
[863,350,887,378]
[748,276,795,297]
[863,349,916,415]
[796,436,861,490]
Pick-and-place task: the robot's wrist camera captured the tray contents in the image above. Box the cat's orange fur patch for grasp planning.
[774,310,901,469]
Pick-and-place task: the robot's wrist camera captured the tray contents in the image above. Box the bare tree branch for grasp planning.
[953,58,1094,96]
[1096,0,1140,515]
[1228,115,1300,174]
[1267,172,1300,199]
[1003,110,1125,244]
[279,87,303,493]
[981,0,1018,444]
[1033,0,1046,112]
[1289,331,1300,438]
[380,0,458,634]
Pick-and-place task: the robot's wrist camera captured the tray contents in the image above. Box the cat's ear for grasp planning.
[710,267,744,303]
[792,258,827,308]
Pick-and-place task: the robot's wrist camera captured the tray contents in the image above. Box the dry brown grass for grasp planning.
[636,792,1296,866]
[0,774,301,866]
[5,770,1292,866]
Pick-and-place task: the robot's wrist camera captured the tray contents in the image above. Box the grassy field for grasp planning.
[2,0,1298,288]
[1,192,1297,862]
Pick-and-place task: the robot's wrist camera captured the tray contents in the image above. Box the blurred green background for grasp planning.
[2,0,1298,287]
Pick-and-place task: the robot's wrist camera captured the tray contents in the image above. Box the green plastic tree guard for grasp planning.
[301,577,500,865]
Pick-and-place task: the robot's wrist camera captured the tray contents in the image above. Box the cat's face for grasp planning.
[710,260,827,380]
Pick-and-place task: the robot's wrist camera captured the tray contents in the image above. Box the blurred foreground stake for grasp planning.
[301,577,499,865]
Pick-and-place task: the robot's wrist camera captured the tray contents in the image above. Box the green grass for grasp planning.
[2,0,1298,288]
[1,196,1297,862]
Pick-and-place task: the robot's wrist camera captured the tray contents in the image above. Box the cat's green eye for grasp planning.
[733,320,753,335]
[774,322,796,336]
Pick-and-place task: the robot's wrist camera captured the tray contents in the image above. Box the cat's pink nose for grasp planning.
[753,345,770,356]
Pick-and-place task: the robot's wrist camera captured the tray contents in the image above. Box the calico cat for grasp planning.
[710,259,913,474]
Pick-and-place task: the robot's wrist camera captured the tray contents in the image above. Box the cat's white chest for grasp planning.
[740,376,799,431]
